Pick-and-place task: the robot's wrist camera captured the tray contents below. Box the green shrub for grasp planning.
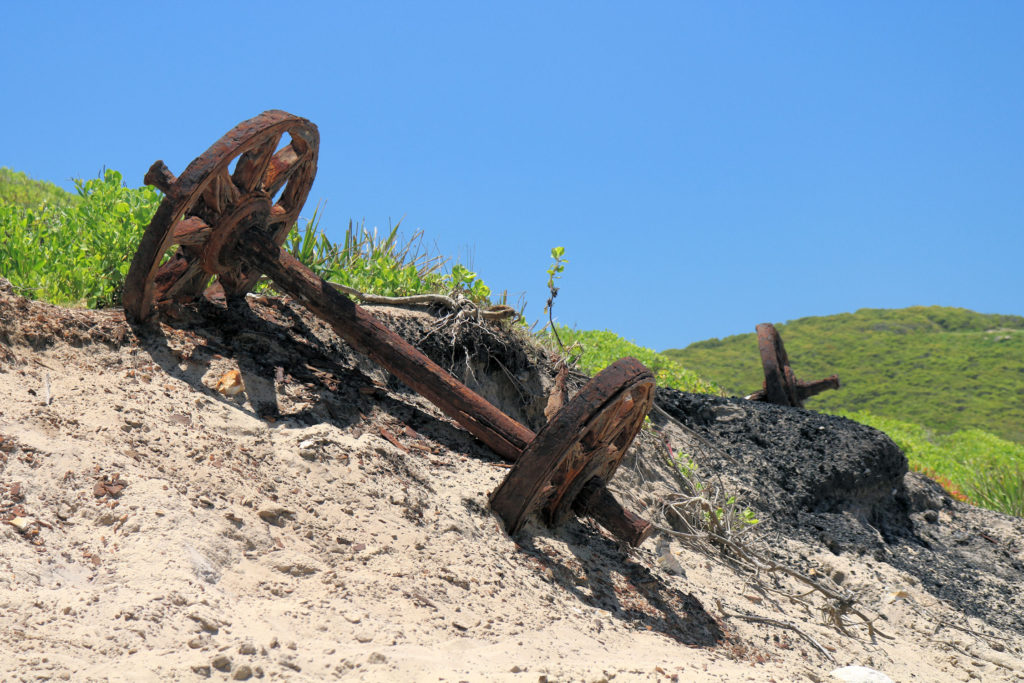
[0,169,160,308]
[0,167,491,310]
[553,327,721,394]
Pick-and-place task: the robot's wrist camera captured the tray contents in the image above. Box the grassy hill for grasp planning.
[663,307,1024,444]
[0,167,77,209]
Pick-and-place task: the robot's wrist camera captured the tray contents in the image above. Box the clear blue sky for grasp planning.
[3,2,1022,350]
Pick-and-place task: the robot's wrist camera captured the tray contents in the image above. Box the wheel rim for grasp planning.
[757,323,796,406]
[489,357,656,536]
[124,110,319,322]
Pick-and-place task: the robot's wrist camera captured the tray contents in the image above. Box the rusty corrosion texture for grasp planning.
[123,110,656,546]
[490,357,655,539]
[746,323,840,408]
[123,110,318,319]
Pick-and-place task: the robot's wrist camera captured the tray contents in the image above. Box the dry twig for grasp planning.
[715,599,836,664]
[330,282,516,321]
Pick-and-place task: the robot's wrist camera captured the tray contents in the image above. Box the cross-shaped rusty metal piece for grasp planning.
[745,323,839,408]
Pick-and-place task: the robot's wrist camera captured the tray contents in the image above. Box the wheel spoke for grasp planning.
[233,132,282,193]
[268,202,299,226]
[159,259,208,302]
[201,168,241,216]
[276,159,313,213]
[264,144,301,197]
[170,216,211,246]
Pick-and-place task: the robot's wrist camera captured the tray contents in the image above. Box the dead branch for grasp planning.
[328,283,516,321]
[715,599,836,664]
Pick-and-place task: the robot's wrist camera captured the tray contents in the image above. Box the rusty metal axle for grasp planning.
[124,111,655,546]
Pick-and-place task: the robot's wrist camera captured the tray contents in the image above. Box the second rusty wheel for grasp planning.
[123,110,319,323]
[756,323,798,406]
[490,357,656,536]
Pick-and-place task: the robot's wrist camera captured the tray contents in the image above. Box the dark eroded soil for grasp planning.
[656,389,1024,634]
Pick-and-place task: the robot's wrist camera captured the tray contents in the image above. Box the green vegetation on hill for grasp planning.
[0,166,493,310]
[663,307,1024,444]
[840,411,1024,517]
[554,326,722,395]
[0,167,78,210]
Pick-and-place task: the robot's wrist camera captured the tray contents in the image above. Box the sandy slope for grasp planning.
[1,280,1022,682]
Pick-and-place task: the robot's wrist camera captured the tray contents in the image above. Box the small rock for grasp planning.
[95,510,120,526]
[56,504,74,521]
[238,641,257,655]
[215,369,245,396]
[297,440,319,460]
[257,505,293,526]
[367,652,387,664]
[211,654,232,672]
[191,664,212,677]
[279,655,301,672]
[830,666,894,683]
[285,641,297,651]
[271,553,321,577]
[189,613,221,635]
[510,664,524,673]
[923,510,939,524]
[121,519,142,534]
[232,664,253,680]
[343,611,363,624]
[355,630,374,643]
[188,635,209,649]
[452,618,480,631]
[655,549,686,577]
[712,404,746,422]
[9,517,30,533]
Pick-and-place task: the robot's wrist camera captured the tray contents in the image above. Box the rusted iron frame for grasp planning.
[489,357,655,543]
[238,238,654,546]
[124,111,655,546]
[747,323,840,408]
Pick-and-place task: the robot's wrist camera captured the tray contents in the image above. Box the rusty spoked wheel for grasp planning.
[490,357,656,536]
[123,110,319,323]
[756,322,798,407]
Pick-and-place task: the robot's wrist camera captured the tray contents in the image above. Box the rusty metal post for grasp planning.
[746,323,840,408]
